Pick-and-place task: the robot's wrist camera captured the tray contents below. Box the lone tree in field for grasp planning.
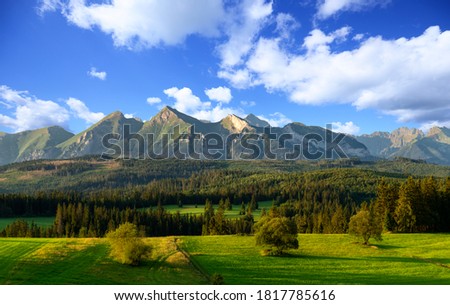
[106,222,150,265]
[348,204,382,245]
[255,216,299,256]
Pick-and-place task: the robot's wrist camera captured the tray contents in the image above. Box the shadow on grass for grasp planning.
[365,256,450,267]
[372,244,404,250]
[266,252,358,261]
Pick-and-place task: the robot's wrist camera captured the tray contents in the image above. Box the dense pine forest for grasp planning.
[0,158,449,237]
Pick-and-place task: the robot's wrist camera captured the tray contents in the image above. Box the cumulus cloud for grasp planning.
[66,97,105,124]
[0,85,70,132]
[88,67,107,80]
[50,0,225,49]
[164,87,210,114]
[275,13,300,40]
[204,86,232,104]
[163,86,244,122]
[222,26,450,128]
[302,26,351,54]
[316,0,390,20]
[217,0,273,68]
[146,97,162,105]
[257,112,292,127]
[331,121,360,135]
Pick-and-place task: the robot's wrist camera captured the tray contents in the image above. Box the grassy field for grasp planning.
[0,237,207,284]
[163,200,273,220]
[181,234,450,285]
[0,234,449,284]
[0,217,55,230]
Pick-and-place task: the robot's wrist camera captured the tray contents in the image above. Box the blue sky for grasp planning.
[1,0,450,135]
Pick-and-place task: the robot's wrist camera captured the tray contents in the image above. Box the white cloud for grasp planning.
[218,68,254,89]
[353,33,364,41]
[0,85,70,132]
[66,97,105,124]
[217,0,273,68]
[88,67,107,80]
[420,121,450,132]
[204,86,232,104]
[224,26,450,127]
[331,121,360,135]
[191,106,246,123]
[37,0,62,15]
[58,0,225,49]
[275,13,300,40]
[240,100,256,107]
[257,112,292,127]
[163,86,244,122]
[164,87,210,114]
[124,114,134,119]
[146,97,162,105]
[303,26,351,54]
[316,0,390,20]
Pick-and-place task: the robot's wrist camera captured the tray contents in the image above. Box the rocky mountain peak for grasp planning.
[221,114,253,133]
[245,114,270,128]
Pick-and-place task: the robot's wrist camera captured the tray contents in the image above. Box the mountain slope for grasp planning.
[220,114,255,133]
[5,107,449,164]
[357,127,450,165]
[244,114,270,128]
[0,127,74,165]
[57,111,143,158]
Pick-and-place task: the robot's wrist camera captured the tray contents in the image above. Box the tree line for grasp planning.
[0,168,380,217]
[1,175,449,237]
[0,200,255,238]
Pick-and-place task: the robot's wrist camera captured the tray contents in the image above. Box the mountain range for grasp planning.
[356,127,450,165]
[0,106,448,165]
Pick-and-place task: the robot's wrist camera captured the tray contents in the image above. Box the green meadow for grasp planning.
[163,200,273,220]
[0,237,207,285]
[182,234,450,285]
[0,217,55,230]
[0,234,449,285]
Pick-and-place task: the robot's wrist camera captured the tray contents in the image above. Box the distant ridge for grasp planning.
[356,127,450,165]
[1,108,448,165]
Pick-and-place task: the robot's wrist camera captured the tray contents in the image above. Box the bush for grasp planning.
[106,223,150,265]
[211,273,224,285]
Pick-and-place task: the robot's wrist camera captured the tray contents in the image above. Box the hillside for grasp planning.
[0,107,371,164]
[357,127,450,165]
[0,157,448,195]
[0,127,74,165]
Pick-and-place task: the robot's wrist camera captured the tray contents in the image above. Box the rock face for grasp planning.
[56,111,143,158]
[0,106,385,164]
[357,127,450,165]
[220,114,255,133]
[244,114,270,128]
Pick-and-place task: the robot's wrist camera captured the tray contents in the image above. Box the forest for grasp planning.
[1,158,449,237]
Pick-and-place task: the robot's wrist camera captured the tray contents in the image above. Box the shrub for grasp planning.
[106,223,150,265]
[211,273,224,285]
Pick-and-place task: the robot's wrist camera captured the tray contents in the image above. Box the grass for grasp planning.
[181,234,450,285]
[0,217,55,230]
[162,200,273,220]
[0,237,208,284]
[0,234,449,284]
